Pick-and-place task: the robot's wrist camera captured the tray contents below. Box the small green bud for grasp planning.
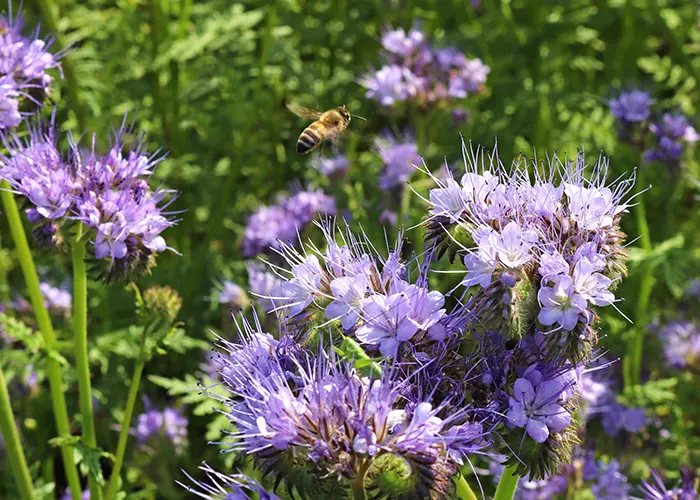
[141,286,182,324]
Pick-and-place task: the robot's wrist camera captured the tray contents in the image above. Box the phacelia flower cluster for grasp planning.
[311,154,349,179]
[132,403,188,453]
[0,118,179,281]
[200,314,487,498]
[362,25,489,109]
[375,133,422,190]
[242,189,335,257]
[0,12,61,129]
[644,113,699,166]
[657,320,700,369]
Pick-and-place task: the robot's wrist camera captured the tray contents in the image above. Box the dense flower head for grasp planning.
[242,189,335,257]
[203,312,487,497]
[422,141,633,355]
[132,403,188,452]
[657,320,700,369]
[644,113,699,165]
[362,25,488,108]
[0,11,62,127]
[261,223,464,358]
[375,133,422,190]
[0,116,179,280]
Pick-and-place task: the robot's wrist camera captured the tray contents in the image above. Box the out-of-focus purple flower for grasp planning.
[61,488,90,500]
[601,403,646,436]
[39,282,71,312]
[381,26,425,58]
[506,365,574,443]
[132,404,188,452]
[658,321,700,368]
[311,154,349,178]
[242,189,335,257]
[247,261,281,313]
[591,460,630,499]
[376,134,421,190]
[379,209,398,226]
[217,280,249,309]
[452,107,470,125]
[608,90,652,123]
[645,113,698,165]
[362,64,424,106]
[178,462,280,500]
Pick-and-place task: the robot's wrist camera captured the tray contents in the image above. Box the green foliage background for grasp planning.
[1,0,699,497]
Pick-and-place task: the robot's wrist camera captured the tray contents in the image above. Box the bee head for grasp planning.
[337,106,351,122]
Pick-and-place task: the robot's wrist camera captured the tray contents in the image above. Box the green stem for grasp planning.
[31,0,89,131]
[0,365,34,500]
[351,460,371,500]
[1,183,83,500]
[454,473,478,500]
[624,196,654,389]
[494,465,519,500]
[104,324,150,500]
[71,225,102,500]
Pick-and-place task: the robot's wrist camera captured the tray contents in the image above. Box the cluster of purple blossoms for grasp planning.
[657,320,700,369]
[241,189,335,257]
[199,314,487,498]
[362,25,489,109]
[0,118,178,280]
[608,90,699,167]
[577,367,646,437]
[9,281,71,317]
[263,224,458,358]
[132,403,188,453]
[0,12,61,129]
[375,133,422,190]
[644,113,699,165]
[420,142,635,477]
[216,279,249,309]
[179,463,279,500]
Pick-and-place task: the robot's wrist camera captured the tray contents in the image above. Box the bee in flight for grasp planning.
[286,102,365,154]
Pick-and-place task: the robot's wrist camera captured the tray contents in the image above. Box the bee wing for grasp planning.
[286,101,323,120]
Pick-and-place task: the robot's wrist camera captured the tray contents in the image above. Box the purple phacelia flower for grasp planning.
[608,90,652,124]
[132,404,188,452]
[217,280,248,308]
[39,282,71,312]
[247,261,282,313]
[601,403,646,436]
[362,64,424,106]
[640,467,698,500]
[645,113,699,165]
[242,189,335,257]
[591,460,630,500]
[311,154,349,178]
[376,134,422,190]
[506,365,574,443]
[381,26,425,58]
[537,276,588,331]
[0,116,179,278]
[658,321,700,369]
[179,462,280,500]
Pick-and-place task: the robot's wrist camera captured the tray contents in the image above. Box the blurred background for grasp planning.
[2,0,699,497]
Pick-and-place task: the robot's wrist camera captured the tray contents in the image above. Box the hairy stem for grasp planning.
[1,183,83,500]
[104,323,150,500]
[71,224,102,500]
[0,365,34,500]
[494,465,519,500]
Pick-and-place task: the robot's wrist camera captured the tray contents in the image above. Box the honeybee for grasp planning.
[287,102,364,154]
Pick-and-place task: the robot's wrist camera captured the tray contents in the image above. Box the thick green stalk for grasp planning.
[104,324,149,500]
[31,0,88,131]
[0,366,34,500]
[624,197,654,389]
[494,465,519,500]
[71,225,102,500]
[454,473,478,500]
[1,183,82,500]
